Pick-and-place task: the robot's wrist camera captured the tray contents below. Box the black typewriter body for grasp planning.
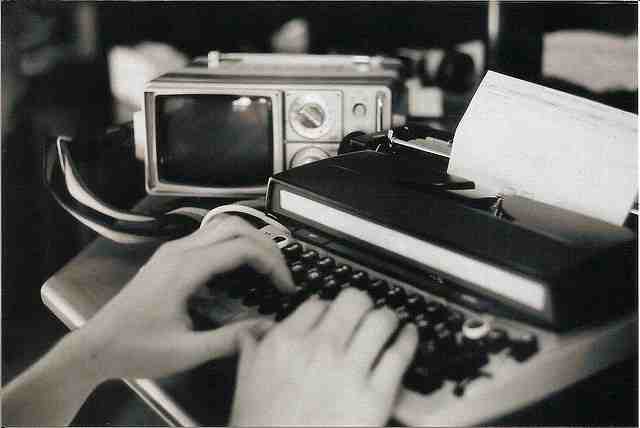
[188,150,636,424]
[188,219,635,425]
[267,150,636,330]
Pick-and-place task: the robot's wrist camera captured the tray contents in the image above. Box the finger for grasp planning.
[180,236,295,294]
[235,325,260,389]
[312,288,373,348]
[278,296,329,336]
[177,318,273,368]
[370,323,418,393]
[347,307,398,373]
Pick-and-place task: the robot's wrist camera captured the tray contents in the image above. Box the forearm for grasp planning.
[2,329,105,427]
[1,216,296,426]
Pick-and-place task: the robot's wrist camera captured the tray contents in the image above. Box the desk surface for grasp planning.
[41,197,638,427]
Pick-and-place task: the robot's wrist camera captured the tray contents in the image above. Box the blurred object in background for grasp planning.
[436,48,477,130]
[487,2,543,83]
[1,2,141,320]
[2,5,28,138]
[109,42,188,122]
[488,1,637,114]
[456,39,485,80]
[544,30,637,93]
[402,41,484,131]
[98,3,305,56]
[540,29,638,114]
[2,2,100,137]
[271,18,310,53]
[13,2,98,77]
[435,50,476,93]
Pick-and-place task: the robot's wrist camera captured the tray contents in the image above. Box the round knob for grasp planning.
[296,103,326,129]
[462,317,491,341]
[289,146,330,168]
[289,94,334,140]
[352,103,367,117]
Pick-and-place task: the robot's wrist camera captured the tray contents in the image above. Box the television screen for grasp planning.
[156,94,274,186]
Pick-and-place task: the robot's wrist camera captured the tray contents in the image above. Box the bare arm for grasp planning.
[2,214,293,426]
[3,212,418,426]
[2,330,103,426]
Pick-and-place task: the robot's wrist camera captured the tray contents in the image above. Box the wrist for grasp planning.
[56,327,110,387]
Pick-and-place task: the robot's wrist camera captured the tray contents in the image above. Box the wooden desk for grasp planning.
[41,198,638,426]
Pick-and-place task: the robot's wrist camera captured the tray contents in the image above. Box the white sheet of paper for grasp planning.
[448,71,638,226]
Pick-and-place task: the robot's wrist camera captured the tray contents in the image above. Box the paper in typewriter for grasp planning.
[448,71,638,226]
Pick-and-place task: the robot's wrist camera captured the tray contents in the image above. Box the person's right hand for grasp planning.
[231,288,418,426]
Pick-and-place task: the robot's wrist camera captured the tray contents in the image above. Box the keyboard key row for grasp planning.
[201,241,539,398]
[281,241,538,364]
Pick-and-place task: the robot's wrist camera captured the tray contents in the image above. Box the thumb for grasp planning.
[179,318,274,367]
[236,325,259,366]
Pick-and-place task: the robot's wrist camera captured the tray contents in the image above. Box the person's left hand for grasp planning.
[68,214,295,382]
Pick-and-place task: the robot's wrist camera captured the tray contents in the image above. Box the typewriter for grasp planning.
[188,132,637,425]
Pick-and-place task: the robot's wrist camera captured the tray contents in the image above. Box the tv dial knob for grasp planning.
[295,104,326,129]
[289,147,330,168]
[289,94,334,140]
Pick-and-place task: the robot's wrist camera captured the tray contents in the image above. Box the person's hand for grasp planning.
[70,214,295,382]
[231,288,419,426]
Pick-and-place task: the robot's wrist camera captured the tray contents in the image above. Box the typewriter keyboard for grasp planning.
[190,238,539,398]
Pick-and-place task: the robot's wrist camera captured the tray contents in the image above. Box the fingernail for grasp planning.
[402,322,417,337]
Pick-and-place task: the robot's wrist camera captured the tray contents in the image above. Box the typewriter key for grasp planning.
[415,317,434,342]
[486,328,509,353]
[300,250,319,265]
[282,242,303,261]
[258,294,281,315]
[444,348,489,383]
[424,300,447,321]
[319,278,340,300]
[332,264,352,280]
[396,309,412,325]
[446,309,466,330]
[404,365,444,395]
[405,293,427,315]
[275,298,295,321]
[350,271,369,289]
[386,285,406,308]
[316,256,336,273]
[242,287,264,307]
[289,262,307,283]
[305,268,324,287]
[434,326,457,353]
[510,331,539,362]
[374,296,388,308]
[368,279,389,299]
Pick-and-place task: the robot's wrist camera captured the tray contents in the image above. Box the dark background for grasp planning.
[2,2,637,426]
